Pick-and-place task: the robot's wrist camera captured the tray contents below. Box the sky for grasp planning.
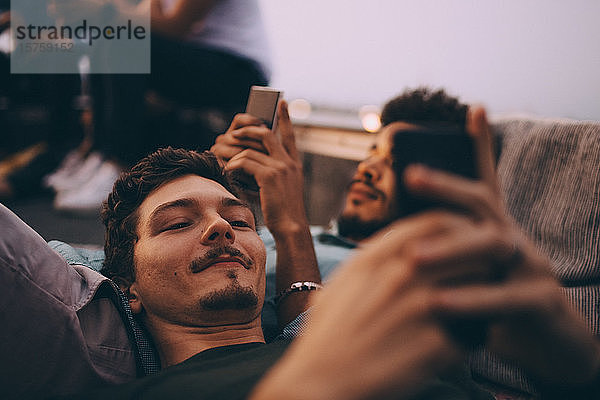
[259,0,600,120]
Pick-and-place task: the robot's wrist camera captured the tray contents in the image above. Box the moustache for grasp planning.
[346,179,386,200]
[189,245,254,272]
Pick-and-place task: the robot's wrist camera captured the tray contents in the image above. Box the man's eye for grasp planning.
[230,220,251,228]
[163,222,190,231]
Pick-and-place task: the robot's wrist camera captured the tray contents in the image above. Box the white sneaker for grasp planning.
[43,149,86,190]
[48,152,104,193]
[54,160,122,215]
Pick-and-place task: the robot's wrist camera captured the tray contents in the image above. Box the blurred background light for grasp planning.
[288,98,312,120]
[359,105,381,132]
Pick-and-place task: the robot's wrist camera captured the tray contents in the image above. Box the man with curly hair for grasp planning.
[336,87,469,241]
[214,87,468,246]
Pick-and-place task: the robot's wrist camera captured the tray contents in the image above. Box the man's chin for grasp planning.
[199,281,259,311]
[337,214,392,242]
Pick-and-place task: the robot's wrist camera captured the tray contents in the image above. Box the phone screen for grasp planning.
[233,86,283,192]
[245,86,282,130]
[391,127,478,218]
[390,127,488,345]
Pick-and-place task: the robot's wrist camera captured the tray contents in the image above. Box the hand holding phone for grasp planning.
[230,86,284,192]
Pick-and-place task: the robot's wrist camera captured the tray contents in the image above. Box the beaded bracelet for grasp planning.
[274,281,323,306]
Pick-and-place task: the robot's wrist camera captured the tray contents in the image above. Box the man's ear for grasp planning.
[127,282,144,314]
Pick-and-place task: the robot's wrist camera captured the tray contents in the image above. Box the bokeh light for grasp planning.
[288,98,312,120]
[359,105,381,132]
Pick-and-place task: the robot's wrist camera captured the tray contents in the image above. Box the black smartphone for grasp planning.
[391,127,478,218]
[391,127,486,346]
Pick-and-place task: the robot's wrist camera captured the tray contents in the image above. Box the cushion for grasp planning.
[469,117,600,394]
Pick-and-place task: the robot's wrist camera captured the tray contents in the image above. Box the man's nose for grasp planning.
[200,217,236,245]
[356,158,381,182]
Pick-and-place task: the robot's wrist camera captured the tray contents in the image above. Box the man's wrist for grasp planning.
[269,219,311,239]
[275,281,323,306]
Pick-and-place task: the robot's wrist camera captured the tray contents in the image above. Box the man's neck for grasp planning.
[147,317,265,367]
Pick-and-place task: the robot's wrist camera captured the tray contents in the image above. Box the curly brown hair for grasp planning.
[100,147,241,290]
[380,87,467,128]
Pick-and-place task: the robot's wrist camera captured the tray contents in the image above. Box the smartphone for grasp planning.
[231,86,284,192]
[391,127,487,345]
[391,127,478,218]
[245,86,283,133]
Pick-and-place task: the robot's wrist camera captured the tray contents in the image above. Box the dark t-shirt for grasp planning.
[86,339,290,400]
[71,338,492,400]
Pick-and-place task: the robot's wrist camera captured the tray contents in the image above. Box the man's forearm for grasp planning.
[272,224,320,328]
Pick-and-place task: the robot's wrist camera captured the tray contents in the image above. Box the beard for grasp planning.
[337,213,393,242]
[199,277,259,311]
